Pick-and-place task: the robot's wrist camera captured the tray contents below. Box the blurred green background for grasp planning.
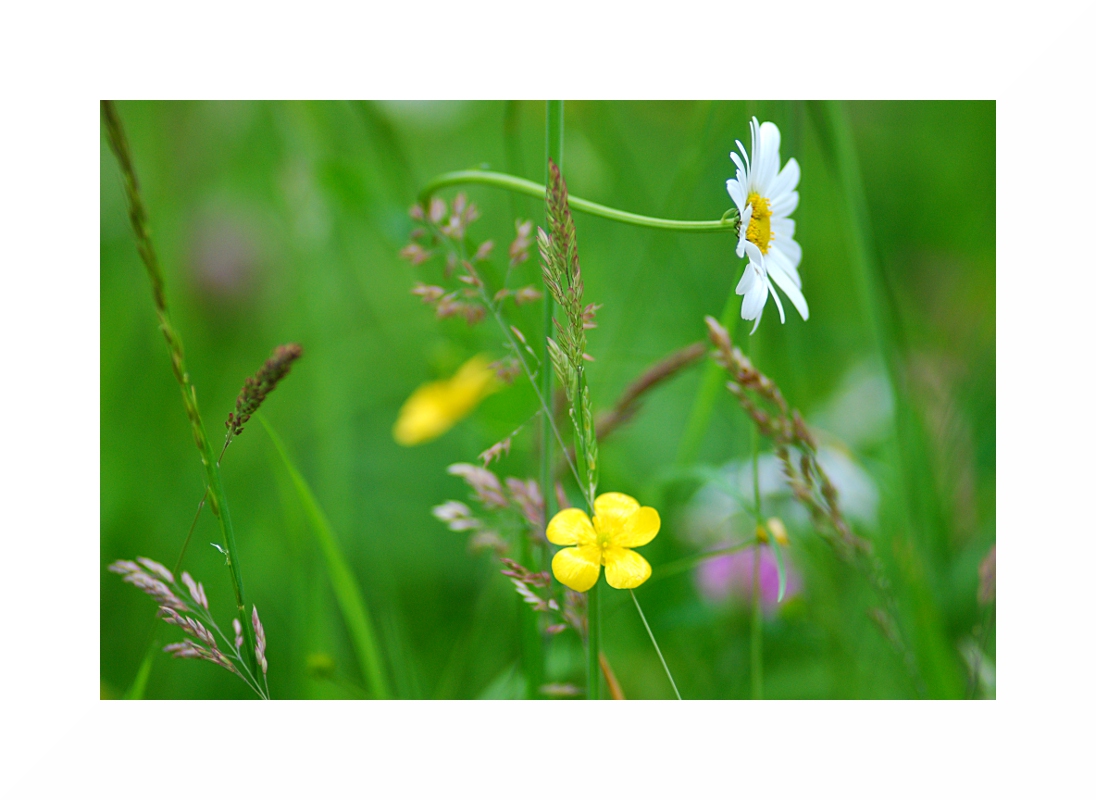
[100,101,995,699]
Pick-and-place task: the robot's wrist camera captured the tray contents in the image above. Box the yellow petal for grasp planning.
[552,546,602,592]
[393,355,499,446]
[615,506,660,548]
[593,492,639,533]
[602,547,652,589]
[546,508,596,546]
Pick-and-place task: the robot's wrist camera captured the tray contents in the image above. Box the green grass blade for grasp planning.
[123,642,157,700]
[259,415,391,699]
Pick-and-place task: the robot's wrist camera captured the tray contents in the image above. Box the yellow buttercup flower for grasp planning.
[393,355,499,446]
[547,492,661,592]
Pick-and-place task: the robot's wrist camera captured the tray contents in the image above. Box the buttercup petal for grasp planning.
[546,508,595,546]
[603,547,652,590]
[552,546,602,592]
[593,493,640,533]
[615,506,660,548]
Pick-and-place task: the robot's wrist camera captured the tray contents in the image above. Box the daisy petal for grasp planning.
[771,216,797,242]
[736,204,752,258]
[726,178,746,212]
[736,261,759,296]
[594,492,640,531]
[768,157,800,201]
[767,274,786,324]
[767,245,801,288]
[546,508,595,546]
[552,546,602,592]
[771,232,802,271]
[616,507,660,548]
[757,121,782,190]
[770,190,799,218]
[742,272,768,321]
[768,258,809,320]
[603,547,652,590]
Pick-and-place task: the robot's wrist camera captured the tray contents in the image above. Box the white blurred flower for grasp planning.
[726,117,807,333]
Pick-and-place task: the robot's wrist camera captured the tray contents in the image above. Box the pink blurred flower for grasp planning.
[695,546,802,613]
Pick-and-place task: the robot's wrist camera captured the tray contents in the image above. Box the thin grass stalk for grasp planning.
[101,100,259,677]
[259,415,391,699]
[630,590,682,700]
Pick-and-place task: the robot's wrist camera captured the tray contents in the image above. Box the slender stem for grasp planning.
[630,590,682,700]
[101,100,259,679]
[587,578,601,700]
[419,169,739,233]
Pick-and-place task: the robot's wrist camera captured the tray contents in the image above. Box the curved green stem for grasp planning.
[419,169,739,233]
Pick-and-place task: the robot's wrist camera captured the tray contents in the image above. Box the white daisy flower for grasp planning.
[726,117,808,334]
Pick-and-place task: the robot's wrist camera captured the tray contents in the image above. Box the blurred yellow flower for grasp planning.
[547,492,660,592]
[393,355,499,446]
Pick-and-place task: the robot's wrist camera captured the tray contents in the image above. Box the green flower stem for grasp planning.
[630,590,682,700]
[587,578,601,700]
[101,100,259,680]
[418,169,739,233]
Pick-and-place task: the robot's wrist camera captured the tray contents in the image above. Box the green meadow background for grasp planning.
[100,101,995,699]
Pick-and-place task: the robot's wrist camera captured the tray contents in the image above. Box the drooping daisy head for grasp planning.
[726,117,807,334]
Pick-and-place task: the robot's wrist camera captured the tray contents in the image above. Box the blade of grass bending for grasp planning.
[259,415,391,699]
[629,590,682,700]
[123,643,157,700]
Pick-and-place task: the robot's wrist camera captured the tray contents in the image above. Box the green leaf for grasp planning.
[260,415,391,699]
[123,642,157,700]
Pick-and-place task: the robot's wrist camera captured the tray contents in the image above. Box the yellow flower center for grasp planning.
[745,192,773,254]
[593,516,613,554]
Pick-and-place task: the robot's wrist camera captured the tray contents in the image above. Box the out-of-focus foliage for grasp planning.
[101,101,994,699]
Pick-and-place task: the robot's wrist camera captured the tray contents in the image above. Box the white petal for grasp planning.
[766,273,786,323]
[736,204,752,258]
[736,261,759,295]
[768,157,800,201]
[770,190,799,218]
[772,235,802,271]
[726,178,747,212]
[767,257,809,320]
[767,245,801,289]
[734,140,750,174]
[771,215,796,237]
[744,239,765,265]
[756,121,782,192]
[742,272,768,322]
